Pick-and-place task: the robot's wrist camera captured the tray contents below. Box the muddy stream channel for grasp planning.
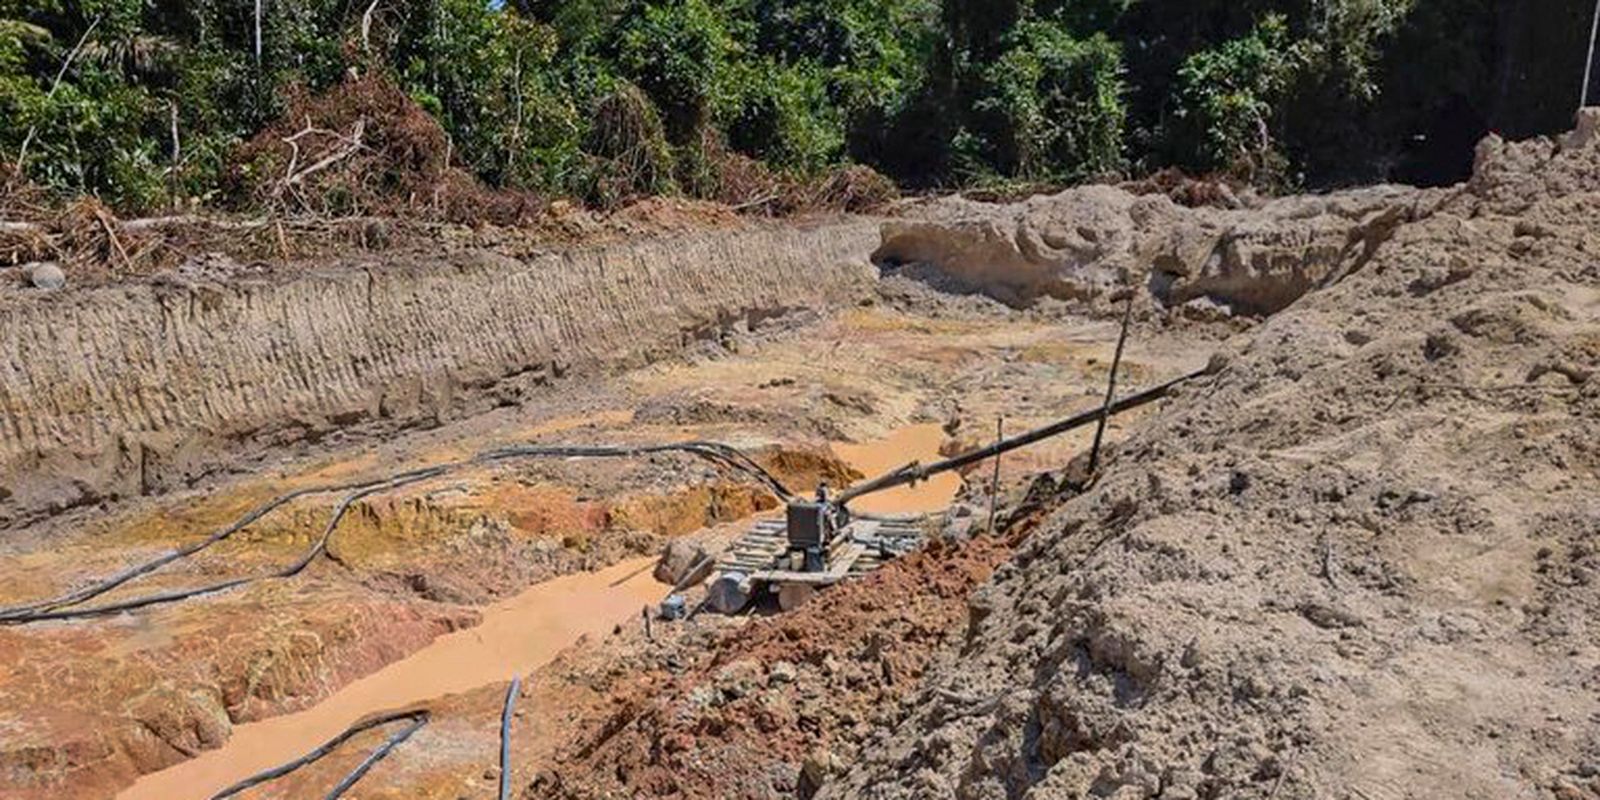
[118,424,959,799]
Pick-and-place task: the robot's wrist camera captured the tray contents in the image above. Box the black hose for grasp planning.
[835,369,1206,505]
[0,466,451,622]
[0,479,381,618]
[207,709,429,799]
[0,440,793,625]
[499,676,521,800]
[322,712,429,800]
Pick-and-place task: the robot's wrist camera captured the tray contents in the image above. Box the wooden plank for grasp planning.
[750,543,864,584]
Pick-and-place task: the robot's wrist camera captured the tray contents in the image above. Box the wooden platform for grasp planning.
[711,515,927,597]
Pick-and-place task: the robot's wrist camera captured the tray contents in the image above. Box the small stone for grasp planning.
[687,684,719,709]
[1299,601,1363,630]
[1552,778,1586,800]
[820,654,840,677]
[798,748,844,799]
[716,659,763,700]
[25,262,66,290]
[768,660,798,685]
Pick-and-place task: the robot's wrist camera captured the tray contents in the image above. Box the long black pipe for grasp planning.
[836,368,1207,505]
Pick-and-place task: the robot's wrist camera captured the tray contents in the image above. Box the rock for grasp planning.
[939,515,975,542]
[24,262,66,290]
[768,660,799,685]
[1299,601,1363,630]
[798,748,844,799]
[716,659,763,700]
[654,539,712,587]
[686,684,720,710]
[1551,777,1588,800]
[1179,296,1234,322]
[1560,107,1600,151]
[364,218,393,249]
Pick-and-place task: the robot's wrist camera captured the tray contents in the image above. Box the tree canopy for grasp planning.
[1,0,1594,213]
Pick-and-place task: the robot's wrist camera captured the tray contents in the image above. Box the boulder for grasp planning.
[654,539,712,587]
[24,262,66,290]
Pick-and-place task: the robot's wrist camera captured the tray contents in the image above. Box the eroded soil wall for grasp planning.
[0,220,879,525]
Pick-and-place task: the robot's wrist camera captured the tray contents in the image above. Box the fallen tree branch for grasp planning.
[94,207,131,270]
[729,193,778,211]
[0,216,278,234]
[282,119,367,193]
[361,0,381,50]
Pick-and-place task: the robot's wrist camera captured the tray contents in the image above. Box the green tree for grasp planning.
[973,22,1125,181]
[720,58,842,171]
[1170,14,1308,182]
[613,0,735,140]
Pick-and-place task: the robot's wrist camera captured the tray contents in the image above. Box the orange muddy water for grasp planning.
[832,422,961,514]
[117,557,661,800]
[119,424,956,799]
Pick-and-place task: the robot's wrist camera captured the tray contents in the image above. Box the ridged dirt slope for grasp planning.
[0,220,878,526]
[823,115,1600,799]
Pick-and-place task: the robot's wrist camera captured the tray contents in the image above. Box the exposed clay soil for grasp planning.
[0,223,1198,798]
[2,112,1597,800]
[529,537,1013,800]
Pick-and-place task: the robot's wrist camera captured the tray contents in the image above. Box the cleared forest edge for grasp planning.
[0,219,880,527]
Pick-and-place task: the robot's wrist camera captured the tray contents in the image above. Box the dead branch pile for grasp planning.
[1120,167,1246,209]
[229,73,543,225]
[582,83,678,208]
[697,133,898,216]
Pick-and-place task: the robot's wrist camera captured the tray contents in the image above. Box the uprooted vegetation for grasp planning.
[228,73,546,225]
[3,0,1590,238]
[0,70,897,281]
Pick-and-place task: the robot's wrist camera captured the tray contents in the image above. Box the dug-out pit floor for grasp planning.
[0,290,1206,799]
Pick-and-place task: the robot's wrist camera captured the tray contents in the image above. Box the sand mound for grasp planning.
[824,111,1600,799]
[877,179,1427,316]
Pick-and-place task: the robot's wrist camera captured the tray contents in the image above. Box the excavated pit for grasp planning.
[0,220,879,528]
[8,114,1598,800]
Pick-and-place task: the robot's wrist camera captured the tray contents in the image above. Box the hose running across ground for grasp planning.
[207,709,430,800]
[0,440,795,624]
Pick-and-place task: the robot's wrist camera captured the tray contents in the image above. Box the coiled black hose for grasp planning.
[0,440,795,625]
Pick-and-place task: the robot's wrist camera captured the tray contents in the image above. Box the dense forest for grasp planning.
[2,0,1597,215]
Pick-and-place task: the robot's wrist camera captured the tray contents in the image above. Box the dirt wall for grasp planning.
[0,220,880,527]
[876,183,1428,315]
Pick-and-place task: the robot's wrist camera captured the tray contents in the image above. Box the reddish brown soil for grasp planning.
[528,537,1011,799]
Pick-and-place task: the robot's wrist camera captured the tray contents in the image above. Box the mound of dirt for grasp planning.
[530,538,1011,799]
[821,111,1600,799]
[877,178,1426,315]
